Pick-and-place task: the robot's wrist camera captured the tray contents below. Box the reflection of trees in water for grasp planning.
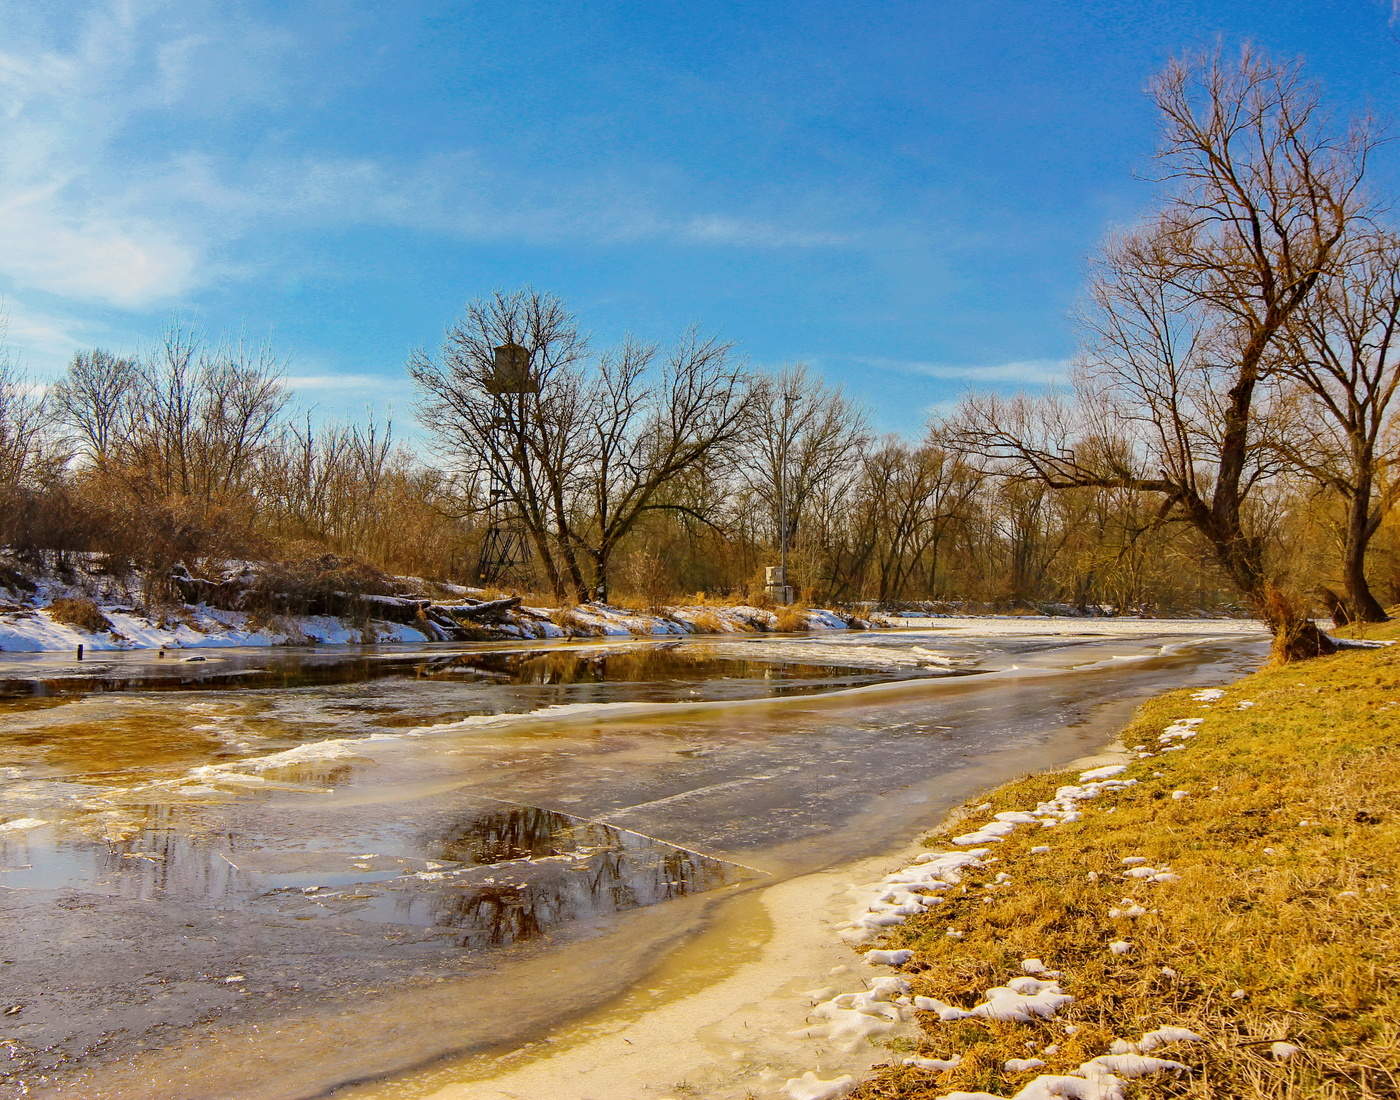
[438,805,586,864]
[38,797,734,951]
[412,648,859,701]
[419,648,696,686]
[82,801,243,901]
[423,805,733,949]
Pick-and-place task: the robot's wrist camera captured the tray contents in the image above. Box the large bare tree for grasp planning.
[958,48,1377,660]
[410,289,590,598]
[571,330,752,602]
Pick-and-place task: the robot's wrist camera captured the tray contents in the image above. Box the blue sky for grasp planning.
[2,1,1398,435]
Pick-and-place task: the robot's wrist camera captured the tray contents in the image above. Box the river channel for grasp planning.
[0,620,1266,1099]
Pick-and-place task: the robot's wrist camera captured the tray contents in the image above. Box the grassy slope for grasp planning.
[1335,609,1400,642]
[851,646,1400,1099]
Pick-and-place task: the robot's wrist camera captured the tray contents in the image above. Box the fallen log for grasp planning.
[169,564,523,636]
[439,596,521,622]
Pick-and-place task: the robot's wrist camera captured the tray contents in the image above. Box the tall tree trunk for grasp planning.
[556,532,589,604]
[591,544,611,605]
[525,527,565,601]
[1342,486,1389,622]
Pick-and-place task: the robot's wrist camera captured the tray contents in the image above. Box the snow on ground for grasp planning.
[869,614,1265,637]
[0,568,862,653]
[776,689,1240,1099]
[0,605,432,653]
[0,555,1266,655]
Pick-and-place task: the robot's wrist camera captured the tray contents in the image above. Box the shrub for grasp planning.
[773,604,808,632]
[47,597,112,634]
[244,554,397,617]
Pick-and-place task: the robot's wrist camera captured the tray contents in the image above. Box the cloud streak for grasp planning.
[863,356,1071,386]
[284,373,397,392]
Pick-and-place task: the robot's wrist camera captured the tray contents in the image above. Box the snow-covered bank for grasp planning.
[0,556,864,653]
[0,554,1265,654]
[0,599,865,653]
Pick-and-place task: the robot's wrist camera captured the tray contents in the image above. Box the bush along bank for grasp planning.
[781,645,1399,1100]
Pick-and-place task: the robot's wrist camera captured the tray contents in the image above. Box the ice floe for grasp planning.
[0,817,46,832]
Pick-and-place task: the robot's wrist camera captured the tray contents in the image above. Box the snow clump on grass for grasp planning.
[780,1070,856,1100]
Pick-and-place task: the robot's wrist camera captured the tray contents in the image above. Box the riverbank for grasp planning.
[0,551,1256,653]
[806,643,1398,1100]
[0,553,862,651]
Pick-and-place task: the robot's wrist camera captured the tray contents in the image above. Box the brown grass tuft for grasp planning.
[773,604,808,632]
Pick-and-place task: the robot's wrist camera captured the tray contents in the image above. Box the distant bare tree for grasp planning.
[50,349,138,470]
[739,364,869,562]
[571,329,752,602]
[0,370,48,493]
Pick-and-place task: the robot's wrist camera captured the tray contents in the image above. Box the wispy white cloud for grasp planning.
[680,214,849,248]
[136,150,852,253]
[0,1,296,309]
[0,1,850,318]
[284,373,395,392]
[863,355,1070,386]
[0,296,117,371]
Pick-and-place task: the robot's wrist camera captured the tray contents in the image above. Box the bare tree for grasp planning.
[571,330,752,602]
[957,48,1376,660]
[410,289,591,598]
[1275,233,1400,622]
[50,349,138,470]
[0,368,48,494]
[739,365,870,570]
[411,289,751,602]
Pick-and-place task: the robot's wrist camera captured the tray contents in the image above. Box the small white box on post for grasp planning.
[765,565,794,606]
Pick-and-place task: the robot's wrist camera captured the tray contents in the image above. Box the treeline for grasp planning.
[2,293,1388,623]
[0,328,467,603]
[1,48,1397,658]
[0,311,1256,615]
[408,290,1248,614]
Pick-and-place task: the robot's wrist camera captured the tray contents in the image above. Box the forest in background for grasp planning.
[1,48,1398,658]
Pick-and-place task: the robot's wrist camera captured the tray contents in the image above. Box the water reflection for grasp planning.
[412,806,740,948]
[0,643,921,699]
[0,801,745,953]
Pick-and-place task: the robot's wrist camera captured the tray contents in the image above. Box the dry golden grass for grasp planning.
[851,646,1400,1099]
[774,604,809,632]
[683,608,732,634]
[1335,609,1400,643]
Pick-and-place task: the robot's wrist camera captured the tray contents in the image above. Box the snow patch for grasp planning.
[781,1071,856,1100]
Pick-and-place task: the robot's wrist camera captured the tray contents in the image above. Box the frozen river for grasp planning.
[0,620,1266,1099]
